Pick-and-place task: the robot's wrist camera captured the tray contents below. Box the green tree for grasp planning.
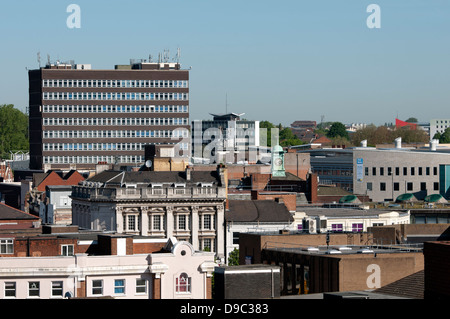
[279,127,304,147]
[405,117,418,123]
[228,248,240,266]
[259,120,276,147]
[260,121,304,147]
[326,122,349,140]
[0,104,29,158]
[437,127,450,143]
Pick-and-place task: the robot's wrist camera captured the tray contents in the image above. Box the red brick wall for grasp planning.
[6,237,79,257]
[37,171,85,192]
[133,242,166,254]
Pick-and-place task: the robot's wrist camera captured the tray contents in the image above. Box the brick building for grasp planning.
[0,202,41,233]
[27,170,85,224]
[262,243,423,296]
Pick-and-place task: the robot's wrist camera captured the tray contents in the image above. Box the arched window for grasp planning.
[175,273,191,293]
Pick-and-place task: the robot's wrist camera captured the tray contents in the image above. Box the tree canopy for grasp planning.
[259,121,304,147]
[0,104,29,158]
[326,122,349,140]
[351,124,429,146]
[433,128,450,143]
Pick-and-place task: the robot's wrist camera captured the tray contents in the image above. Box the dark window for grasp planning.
[411,167,415,176]
[426,167,430,175]
[372,167,376,176]
[434,182,439,191]
[434,167,438,175]
[380,167,384,176]
[403,167,407,175]
[394,183,400,191]
[380,183,386,191]
[421,182,426,191]
[367,182,372,191]
[395,167,400,176]
[419,167,423,175]
[407,182,413,191]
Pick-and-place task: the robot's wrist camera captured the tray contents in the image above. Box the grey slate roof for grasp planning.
[226,200,293,223]
[373,270,424,299]
[86,170,221,186]
[0,203,40,220]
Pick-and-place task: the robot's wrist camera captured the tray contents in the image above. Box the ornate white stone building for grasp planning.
[71,166,227,261]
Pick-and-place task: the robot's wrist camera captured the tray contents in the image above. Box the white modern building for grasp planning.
[295,207,410,234]
[430,118,450,138]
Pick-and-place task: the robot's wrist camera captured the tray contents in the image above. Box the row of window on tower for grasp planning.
[43,79,188,88]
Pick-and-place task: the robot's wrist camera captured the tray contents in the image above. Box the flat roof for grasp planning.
[265,244,422,256]
[296,207,409,219]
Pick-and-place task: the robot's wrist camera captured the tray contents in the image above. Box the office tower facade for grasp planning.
[191,113,260,163]
[28,60,190,171]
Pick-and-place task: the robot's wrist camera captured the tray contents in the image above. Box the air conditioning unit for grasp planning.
[303,218,317,234]
[303,216,328,234]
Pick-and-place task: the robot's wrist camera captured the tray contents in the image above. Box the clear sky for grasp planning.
[0,0,449,126]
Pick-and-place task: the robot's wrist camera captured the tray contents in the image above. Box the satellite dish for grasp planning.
[145,160,153,168]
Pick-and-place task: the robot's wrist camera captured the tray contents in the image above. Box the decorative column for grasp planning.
[115,206,124,233]
[191,205,199,250]
[141,206,149,236]
[149,262,169,299]
[200,261,216,299]
[216,204,225,262]
[166,207,174,238]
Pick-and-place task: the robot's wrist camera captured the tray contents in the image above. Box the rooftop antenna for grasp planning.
[163,49,170,63]
[175,47,181,63]
[47,54,51,66]
[37,52,41,68]
[226,93,228,114]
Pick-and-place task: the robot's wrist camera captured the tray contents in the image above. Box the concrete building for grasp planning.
[71,166,227,261]
[295,207,410,234]
[191,113,260,164]
[28,60,190,172]
[39,185,73,225]
[352,141,450,202]
[296,140,450,202]
[430,118,450,139]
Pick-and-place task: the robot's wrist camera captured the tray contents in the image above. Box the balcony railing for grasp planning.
[72,186,226,201]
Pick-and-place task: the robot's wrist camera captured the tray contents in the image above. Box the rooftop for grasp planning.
[264,243,422,256]
[0,203,40,221]
[226,200,293,223]
[85,169,222,187]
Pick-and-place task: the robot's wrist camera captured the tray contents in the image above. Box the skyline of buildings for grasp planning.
[1,1,450,302]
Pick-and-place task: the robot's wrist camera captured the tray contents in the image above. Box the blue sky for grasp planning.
[0,0,449,126]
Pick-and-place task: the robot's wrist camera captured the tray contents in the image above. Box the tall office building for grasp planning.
[191,113,260,163]
[28,60,190,171]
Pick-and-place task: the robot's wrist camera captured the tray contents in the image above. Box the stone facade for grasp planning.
[71,168,227,261]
